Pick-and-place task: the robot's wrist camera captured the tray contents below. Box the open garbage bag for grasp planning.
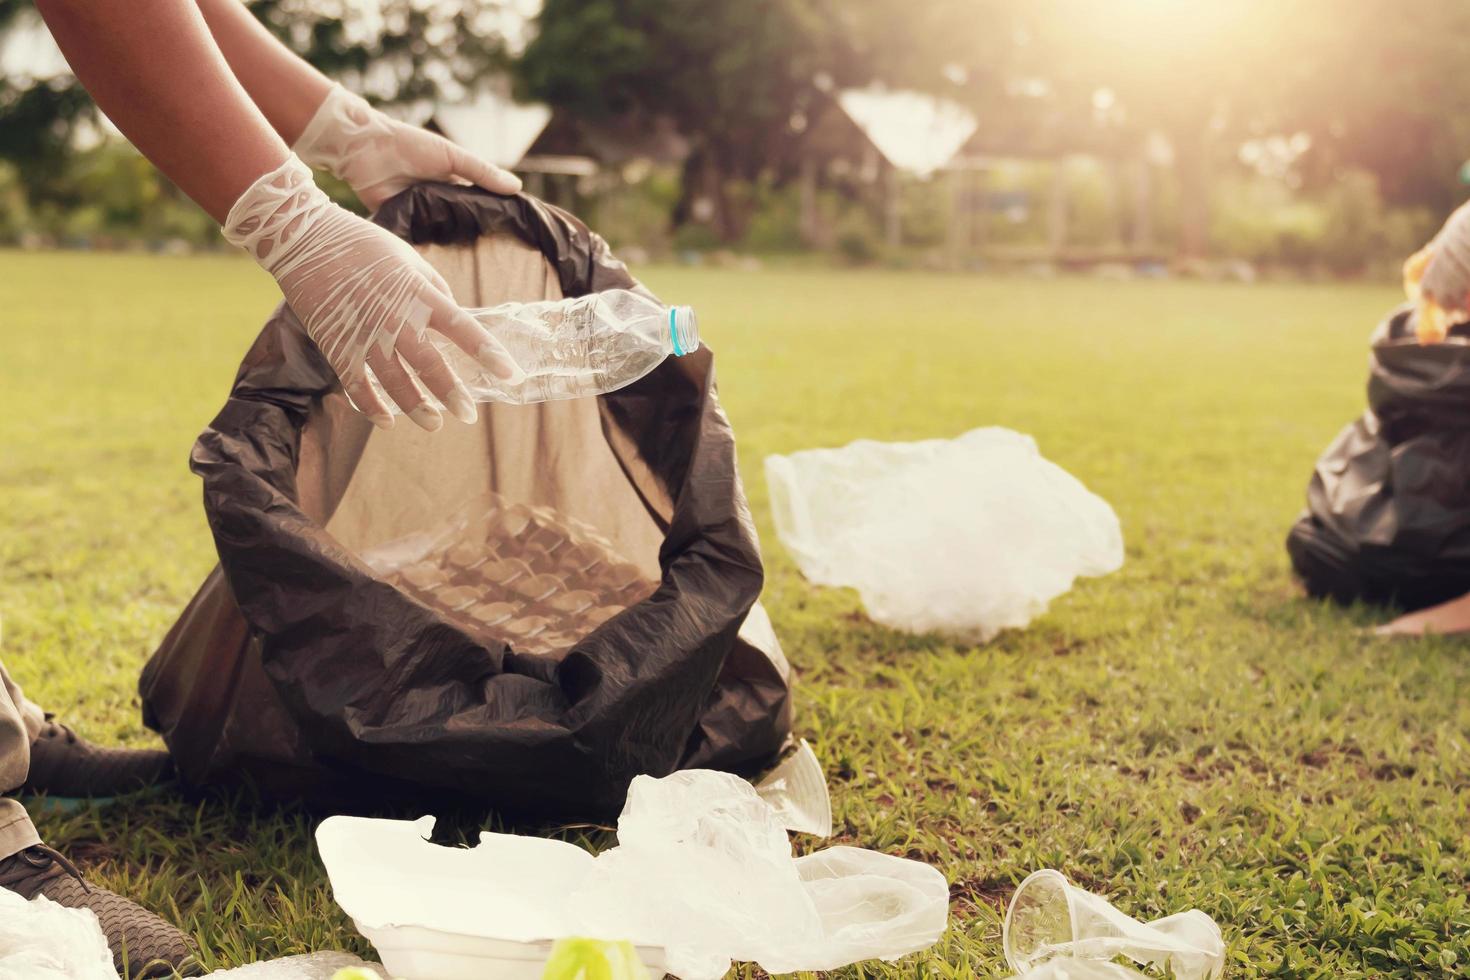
[316,769,948,980]
[766,428,1124,640]
[139,184,790,819]
[0,890,117,980]
[1288,306,1470,610]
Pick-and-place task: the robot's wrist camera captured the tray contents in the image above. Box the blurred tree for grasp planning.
[0,1,512,204]
[972,1,1470,255]
[243,0,511,104]
[996,1,1305,258]
[1275,1,1470,216]
[7,0,1466,259]
[515,0,1006,242]
[0,0,92,191]
[516,0,851,241]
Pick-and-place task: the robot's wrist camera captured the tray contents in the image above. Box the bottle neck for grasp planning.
[669,305,699,356]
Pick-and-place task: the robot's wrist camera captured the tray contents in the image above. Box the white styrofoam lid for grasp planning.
[316,815,595,940]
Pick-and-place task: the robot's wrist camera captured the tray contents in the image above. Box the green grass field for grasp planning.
[3,250,1467,977]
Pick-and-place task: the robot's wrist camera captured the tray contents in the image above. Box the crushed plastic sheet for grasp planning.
[318,770,946,980]
[1003,870,1224,980]
[0,889,117,980]
[766,427,1123,641]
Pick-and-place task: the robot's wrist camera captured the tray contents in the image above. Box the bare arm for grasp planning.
[35,0,520,430]
[34,0,286,222]
[192,0,521,210]
[192,0,330,147]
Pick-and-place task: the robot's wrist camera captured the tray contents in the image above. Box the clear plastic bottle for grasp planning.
[430,289,699,405]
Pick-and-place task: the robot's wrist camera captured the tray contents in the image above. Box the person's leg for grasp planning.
[0,643,175,797]
[0,799,41,861]
[0,651,197,974]
[0,656,42,860]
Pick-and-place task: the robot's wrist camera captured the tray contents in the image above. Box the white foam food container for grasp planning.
[317,815,666,980]
[356,925,666,980]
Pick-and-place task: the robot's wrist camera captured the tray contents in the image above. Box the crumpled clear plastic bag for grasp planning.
[766,428,1124,641]
[0,888,118,980]
[318,770,946,980]
[1003,870,1224,980]
[568,770,949,980]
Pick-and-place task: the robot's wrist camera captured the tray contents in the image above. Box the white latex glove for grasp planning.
[1406,203,1470,343]
[294,83,522,211]
[223,155,519,430]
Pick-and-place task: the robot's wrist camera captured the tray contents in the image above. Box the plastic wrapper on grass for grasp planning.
[0,890,117,980]
[316,769,947,980]
[766,428,1124,641]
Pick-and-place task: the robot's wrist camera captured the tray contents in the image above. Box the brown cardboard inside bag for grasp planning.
[294,235,669,656]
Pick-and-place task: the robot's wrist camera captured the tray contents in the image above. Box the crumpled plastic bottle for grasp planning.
[431,289,699,406]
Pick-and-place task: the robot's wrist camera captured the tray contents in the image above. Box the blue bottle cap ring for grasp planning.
[670,306,699,356]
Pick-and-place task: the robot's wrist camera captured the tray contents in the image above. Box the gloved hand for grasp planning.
[223,155,519,431]
[293,83,522,211]
[1405,203,1470,343]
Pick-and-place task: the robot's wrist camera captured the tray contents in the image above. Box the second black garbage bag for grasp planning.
[140,184,791,820]
[1288,305,1470,610]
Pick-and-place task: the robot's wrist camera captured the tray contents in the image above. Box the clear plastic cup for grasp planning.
[1002,870,1224,980]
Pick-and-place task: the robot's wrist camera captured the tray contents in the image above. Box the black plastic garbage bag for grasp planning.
[1287,305,1470,610]
[140,184,791,819]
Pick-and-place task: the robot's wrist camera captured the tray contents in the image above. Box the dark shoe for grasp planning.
[19,717,173,797]
[0,843,198,977]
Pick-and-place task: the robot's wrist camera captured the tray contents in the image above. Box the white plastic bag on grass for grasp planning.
[765,428,1123,641]
[0,888,118,980]
[568,770,949,979]
[317,769,947,980]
